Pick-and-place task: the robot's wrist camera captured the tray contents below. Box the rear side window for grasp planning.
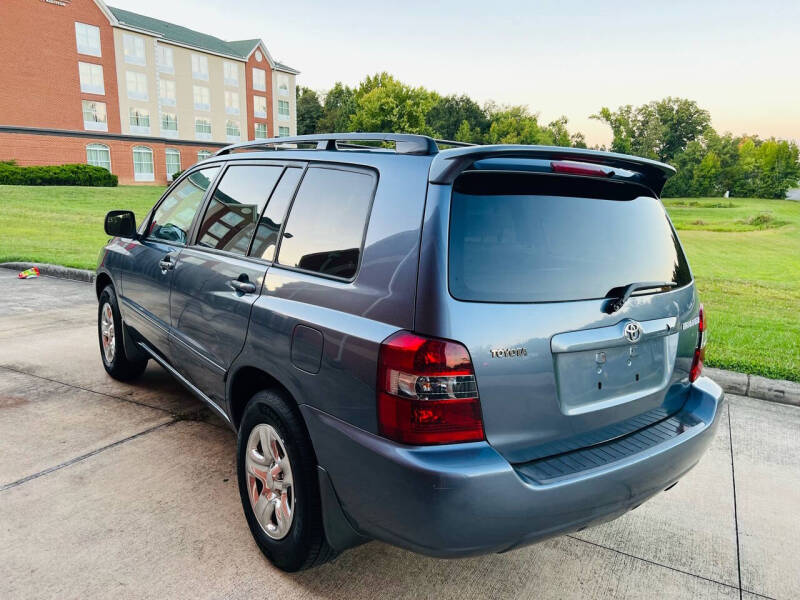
[449,173,691,303]
[250,167,303,261]
[148,166,219,244]
[196,165,282,255]
[277,167,375,279]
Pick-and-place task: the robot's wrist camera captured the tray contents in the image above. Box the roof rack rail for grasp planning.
[434,138,478,148]
[215,133,441,157]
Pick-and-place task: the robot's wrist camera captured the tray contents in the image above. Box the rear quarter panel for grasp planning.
[231,155,432,432]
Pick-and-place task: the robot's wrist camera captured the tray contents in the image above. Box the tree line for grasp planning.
[296,72,800,198]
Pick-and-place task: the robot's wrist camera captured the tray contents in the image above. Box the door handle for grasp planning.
[229,279,257,294]
[158,256,174,271]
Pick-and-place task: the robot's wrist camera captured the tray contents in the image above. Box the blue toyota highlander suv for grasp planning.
[97,133,723,571]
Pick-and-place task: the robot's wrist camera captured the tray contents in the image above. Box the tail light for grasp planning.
[377,331,484,445]
[689,304,707,382]
[551,160,614,178]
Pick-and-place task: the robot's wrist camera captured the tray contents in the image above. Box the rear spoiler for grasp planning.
[428,145,676,196]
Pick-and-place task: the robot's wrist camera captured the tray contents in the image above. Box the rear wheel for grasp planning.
[98,285,147,381]
[237,389,336,571]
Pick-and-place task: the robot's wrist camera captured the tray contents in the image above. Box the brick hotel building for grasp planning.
[0,0,298,184]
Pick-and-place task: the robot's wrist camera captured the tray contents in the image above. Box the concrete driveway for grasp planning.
[0,269,797,600]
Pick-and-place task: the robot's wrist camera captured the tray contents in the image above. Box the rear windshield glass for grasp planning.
[448,173,691,303]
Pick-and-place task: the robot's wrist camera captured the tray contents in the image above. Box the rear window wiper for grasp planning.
[604,281,677,314]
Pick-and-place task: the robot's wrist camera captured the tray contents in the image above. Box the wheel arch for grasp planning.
[227,365,302,432]
[95,270,113,299]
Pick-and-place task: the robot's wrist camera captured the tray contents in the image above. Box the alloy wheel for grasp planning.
[245,424,295,539]
[100,302,115,363]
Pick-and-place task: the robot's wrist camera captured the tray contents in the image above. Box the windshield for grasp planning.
[448,175,692,303]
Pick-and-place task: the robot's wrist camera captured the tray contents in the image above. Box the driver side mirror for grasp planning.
[104,210,137,238]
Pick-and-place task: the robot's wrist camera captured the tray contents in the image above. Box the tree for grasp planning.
[662,139,704,196]
[691,151,722,196]
[485,106,546,144]
[290,72,587,148]
[316,82,357,133]
[542,116,573,147]
[426,95,489,140]
[662,131,800,198]
[590,105,636,155]
[751,138,800,198]
[569,132,588,148]
[296,87,323,135]
[653,97,712,163]
[592,98,710,162]
[348,73,439,135]
[454,120,481,143]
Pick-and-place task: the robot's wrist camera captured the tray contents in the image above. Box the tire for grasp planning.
[98,284,148,381]
[237,389,336,571]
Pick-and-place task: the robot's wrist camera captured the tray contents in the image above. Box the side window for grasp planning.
[147,167,220,244]
[196,165,283,255]
[277,167,375,279]
[250,167,303,261]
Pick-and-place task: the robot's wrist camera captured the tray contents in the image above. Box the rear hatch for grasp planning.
[422,151,701,464]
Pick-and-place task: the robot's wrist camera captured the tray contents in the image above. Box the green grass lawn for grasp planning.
[663,197,800,382]
[1,185,798,381]
[0,185,162,270]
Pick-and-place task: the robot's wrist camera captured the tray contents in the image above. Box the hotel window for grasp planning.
[198,150,212,160]
[226,120,241,142]
[195,118,212,140]
[193,85,210,111]
[161,112,178,136]
[159,79,176,106]
[86,143,111,171]
[223,61,239,87]
[192,54,209,80]
[132,146,154,182]
[126,70,148,100]
[252,68,266,91]
[78,62,104,95]
[278,75,289,96]
[129,107,151,134]
[253,96,267,118]
[225,90,240,115]
[82,100,107,132]
[165,148,181,178]
[254,123,267,139]
[75,23,101,57]
[278,100,290,119]
[123,34,146,66]
[278,126,290,137]
[156,45,174,73]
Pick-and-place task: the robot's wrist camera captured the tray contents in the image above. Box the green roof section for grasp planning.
[226,38,260,58]
[109,7,241,57]
[273,61,300,75]
[107,6,299,73]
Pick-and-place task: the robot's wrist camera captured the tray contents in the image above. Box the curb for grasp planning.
[2,262,798,408]
[0,261,95,284]
[705,367,800,408]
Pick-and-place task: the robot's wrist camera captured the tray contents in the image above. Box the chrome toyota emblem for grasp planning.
[623,321,642,343]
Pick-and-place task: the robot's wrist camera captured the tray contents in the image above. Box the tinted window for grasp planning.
[277,167,375,279]
[148,167,219,244]
[250,167,303,261]
[449,175,692,303]
[196,165,282,255]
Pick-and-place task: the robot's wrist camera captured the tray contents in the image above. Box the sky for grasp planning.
[107,0,800,147]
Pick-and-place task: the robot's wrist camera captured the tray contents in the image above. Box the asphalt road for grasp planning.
[0,269,798,600]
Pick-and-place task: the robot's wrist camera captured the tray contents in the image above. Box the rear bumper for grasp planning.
[302,376,724,557]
